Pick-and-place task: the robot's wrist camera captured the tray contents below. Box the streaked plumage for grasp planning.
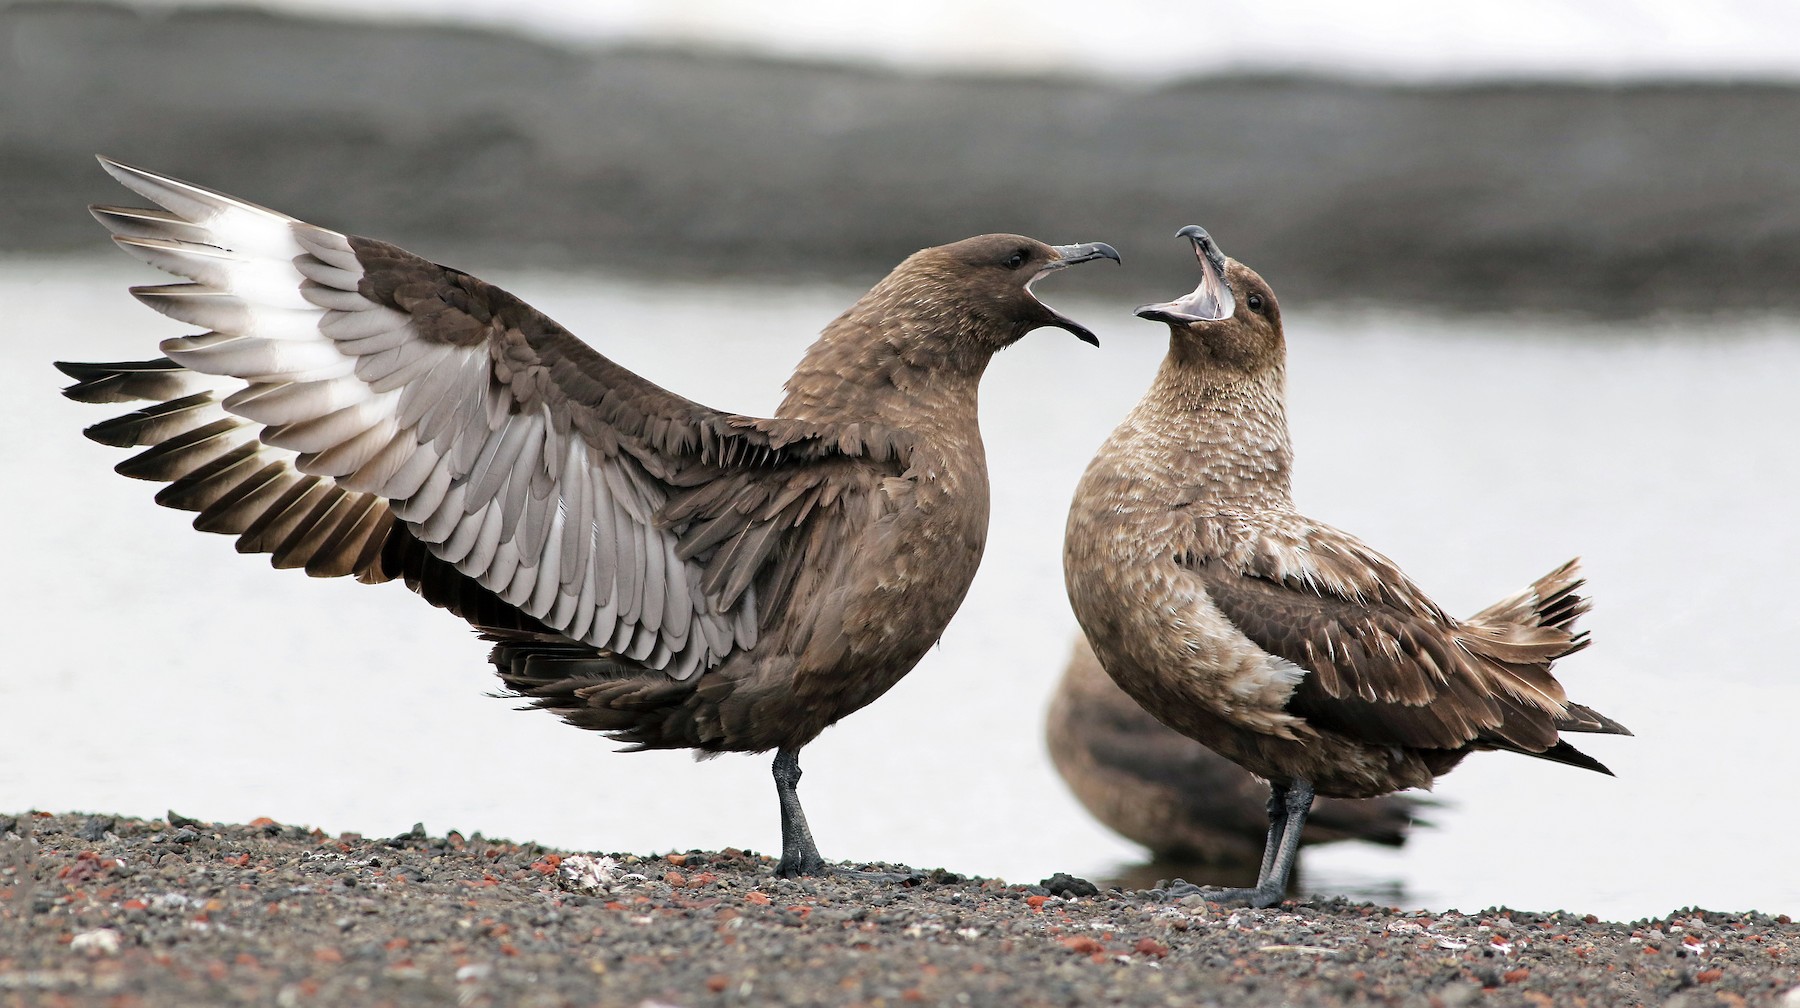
[1046,635,1423,870]
[61,157,1119,877]
[1063,226,1628,907]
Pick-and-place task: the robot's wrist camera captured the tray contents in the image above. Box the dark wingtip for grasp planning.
[1535,740,1617,776]
[1561,702,1632,737]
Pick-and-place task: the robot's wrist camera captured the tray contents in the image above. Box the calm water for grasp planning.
[6,256,1797,922]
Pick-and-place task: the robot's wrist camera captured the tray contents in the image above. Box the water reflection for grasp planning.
[5,256,1799,921]
[1104,855,1270,893]
[1046,634,1429,900]
[1100,856,1413,909]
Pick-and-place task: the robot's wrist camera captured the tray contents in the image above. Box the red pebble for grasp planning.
[1134,938,1169,958]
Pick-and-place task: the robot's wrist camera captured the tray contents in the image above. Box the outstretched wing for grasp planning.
[1190,528,1580,754]
[68,158,908,681]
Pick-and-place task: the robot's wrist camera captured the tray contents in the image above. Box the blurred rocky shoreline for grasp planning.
[6,1,1800,315]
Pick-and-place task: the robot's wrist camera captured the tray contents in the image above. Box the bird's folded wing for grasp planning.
[1188,530,1571,752]
[74,158,902,682]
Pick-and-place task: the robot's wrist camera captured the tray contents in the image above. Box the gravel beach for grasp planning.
[3,813,1793,1007]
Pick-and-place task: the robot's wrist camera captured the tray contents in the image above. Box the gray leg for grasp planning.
[772,746,825,878]
[1253,780,1292,888]
[770,746,924,882]
[1158,778,1315,909]
[1252,779,1315,902]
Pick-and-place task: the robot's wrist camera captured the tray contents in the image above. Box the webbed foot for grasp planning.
[1154,878,1286,909]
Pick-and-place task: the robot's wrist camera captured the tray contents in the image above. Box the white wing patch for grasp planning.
[95,158,753,680]
[1232,653,1308,706]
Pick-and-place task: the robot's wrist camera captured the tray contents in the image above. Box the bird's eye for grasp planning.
[1247,293,1265,312]
[1005,250,1027,270]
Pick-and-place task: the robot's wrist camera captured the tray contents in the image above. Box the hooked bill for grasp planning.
[1133,225,1234,324]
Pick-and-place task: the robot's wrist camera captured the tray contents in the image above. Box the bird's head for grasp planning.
[1135,226,1283,375]
[898,234,1120,351]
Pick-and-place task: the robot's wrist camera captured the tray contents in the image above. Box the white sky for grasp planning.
[121,0,1800,81]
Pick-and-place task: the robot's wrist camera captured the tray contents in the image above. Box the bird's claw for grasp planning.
[774,859,923,885]
[1151,878,1285,909]
[830,865,926,884]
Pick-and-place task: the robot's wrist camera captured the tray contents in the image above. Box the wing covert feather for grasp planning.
[1191,530,1578,753]
[69,158,914,681]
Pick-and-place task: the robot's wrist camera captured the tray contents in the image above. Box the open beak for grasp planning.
[1030,241,1121,346]
[1134,225,1234,325]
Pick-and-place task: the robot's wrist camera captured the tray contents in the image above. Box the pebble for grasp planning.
[3,813,1795,1007]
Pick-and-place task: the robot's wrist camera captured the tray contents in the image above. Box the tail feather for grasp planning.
[1468,557,1589,636]
[1557,701,1633,737]
[483,627,638,691]
[1523,739,1615,776]
[483,626,705,749]
[1467,558,1630,764]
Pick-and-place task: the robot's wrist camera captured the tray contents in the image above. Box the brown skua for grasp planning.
[58,157,1119,878]
[1063,225,1627,907]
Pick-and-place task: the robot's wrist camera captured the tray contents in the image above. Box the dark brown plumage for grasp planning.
[1063,226,1628,907]
[1046,635,1424,874]
[60,158,1119,877]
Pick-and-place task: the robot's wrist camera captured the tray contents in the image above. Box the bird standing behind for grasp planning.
[1046,634,1424,883]
[1063,226,1627,908]
[59,157,1119,878]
